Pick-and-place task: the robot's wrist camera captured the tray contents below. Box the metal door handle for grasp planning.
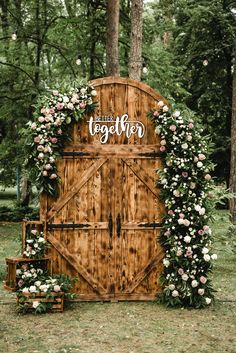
[116,213,121,238]
[108,213,113,238]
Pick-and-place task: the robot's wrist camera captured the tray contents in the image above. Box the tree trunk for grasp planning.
[20,176,32,207]
[106,0,120,76]
[129,0,143,81]
[229,41,236,222]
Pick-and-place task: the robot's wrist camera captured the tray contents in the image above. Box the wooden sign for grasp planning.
[40,77,166,301]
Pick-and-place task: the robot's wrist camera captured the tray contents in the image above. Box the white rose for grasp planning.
[157,100,164,107]
[163,258,170,267]
[205,297,211,305]
[211,254,218,260]
[38,237,45,243]
[32,301,40,309]
[172,290,179,297]
[181,143,188,150]
[184,235,191,243]
[178,219,185,225]
[35,281,41,287]
[198,288,205,296]
[199,208,205,215]
[163,105,169,112]
[22,287,29,293]
[16,269,22,276]
[39,284,47,291]
[202,247,209,254]
[63,96,69,103]
[53,285,61,292]
[155,126,161,135]
[203,254,211,262]
[91,89,97,96]
[186,135,192,141]
[191,280,198,288]
[29,285,37,293]
[182,274,189,281]
[80,88,87,94]
[197,161,203,168]
[67,102,74,110]
[172,110,181,118]
[194,205,201,212]
[168,284,175,290]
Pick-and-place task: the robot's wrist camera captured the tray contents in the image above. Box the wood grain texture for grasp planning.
[40,77,166,301]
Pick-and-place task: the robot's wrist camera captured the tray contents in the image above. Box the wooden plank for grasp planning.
[73,293,157,301]
[47,232,106,294]
[47,158,108,221]
[122,158,158,197]
[63,144,160,155]
[124,249,164,294]
[46,222,108,230]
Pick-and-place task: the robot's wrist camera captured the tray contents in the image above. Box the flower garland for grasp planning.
[25,82,97,196]
[148,101,216,308]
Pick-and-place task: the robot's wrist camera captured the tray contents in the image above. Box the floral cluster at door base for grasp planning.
[149,102,216,308]
[25,82,97,196]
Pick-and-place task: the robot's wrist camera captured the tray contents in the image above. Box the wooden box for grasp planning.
[4,256,52,292]
[17,291,64,312]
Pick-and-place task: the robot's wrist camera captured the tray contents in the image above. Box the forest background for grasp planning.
[0,0,235,219]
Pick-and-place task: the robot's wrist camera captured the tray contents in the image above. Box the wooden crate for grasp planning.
[4,256,52,292]
[17,291,64,312]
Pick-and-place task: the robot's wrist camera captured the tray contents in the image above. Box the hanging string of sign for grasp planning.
[88,114,145,143]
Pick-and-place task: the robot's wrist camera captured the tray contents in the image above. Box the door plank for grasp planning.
[47,158,108,221]
[122,159,158,197]
[47,232,107,294]
[123,248,164,294]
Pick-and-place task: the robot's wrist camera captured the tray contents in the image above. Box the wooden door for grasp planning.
[40,77,166,301]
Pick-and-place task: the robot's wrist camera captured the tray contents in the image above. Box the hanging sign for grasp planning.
[88,114,145,143]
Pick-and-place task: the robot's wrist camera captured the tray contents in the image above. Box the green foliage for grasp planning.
[0,205,39,222]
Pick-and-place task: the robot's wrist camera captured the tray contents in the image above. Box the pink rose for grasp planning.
[160,139,166,146]
[186,249,193,257]
[182,171,188,178]
[168,210,174,216]
[49,157,55,163]
[42,170,48,176]
[53,285,61,292]
[49,108,55,115]
[200,276,207,284]
[49,173,57,179]
[160,145,166,152]
[67,102,74,110]
[31,122,37,130]
[178,268,184,275]
[79,102,86,109]
[57,129,62,135]
[188,123,194,129]
[203,225,210,232]
[34,136,41,143]
[169,125,176,132]
[198,153,206,161]
[198,229,204,235]
[50,137,58,144]
[56,102,64,110]
[71,94,79,104]
[45,164,52,170]
[153,110,159,117]
[45,123,51,130]
[183,219,190,227]
[176,249,182,256]
[179,213,185,219]
[205,174,211,181]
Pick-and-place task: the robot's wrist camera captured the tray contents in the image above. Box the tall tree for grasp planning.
[230,39,236,222]
[106,0,120,76]
[129,0,143,80]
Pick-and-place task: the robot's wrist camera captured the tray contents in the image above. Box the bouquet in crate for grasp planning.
[23,229,49,259]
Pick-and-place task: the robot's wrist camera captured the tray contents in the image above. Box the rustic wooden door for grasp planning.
[40,77,166,301]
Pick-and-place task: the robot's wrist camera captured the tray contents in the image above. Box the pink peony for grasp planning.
[49,108,55,115]
[198,229,204,235]
[45,164,52,170]
[203,225,210,232]
[183,219,190,227]
[173,190,180,197]
[182,171,188,178]
[168,210,174,216]
[186,249,193,257]
[176,249,182,256]
[53,285,61,292]
[38,116,45,123]
[160,145,166,152]
[56,102,64,110]
[198,153,206,161]
[178,268,184,275]
[169,125,177,132]
[179,213,185,219]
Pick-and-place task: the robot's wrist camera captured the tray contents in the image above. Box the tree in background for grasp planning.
[106,0,120,76]
[129,0,143,80]
[230,39,236,222]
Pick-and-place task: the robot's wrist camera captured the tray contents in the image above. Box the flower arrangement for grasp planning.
[23,229,48,259]
[148,101,216,308]
[24,82,97,196]
[16,263,75,314]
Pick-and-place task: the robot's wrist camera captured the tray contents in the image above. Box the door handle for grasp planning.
[116,213,121,238]
[108,213,113,238]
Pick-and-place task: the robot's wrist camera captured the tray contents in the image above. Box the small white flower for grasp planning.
[198,288,205,296]
[22,287,29,293]
[202,247,209,254]
[80,88,87,95]
[29,285,37,293]
[16,269,22,276]
[168,284,175,290]
[182,274,189,281]
[63,96,69,103]
[197,161,203,168]
[205,297,211,305]
[91,89,97,96]
[199,208,206,215]
[163,105,169,112]
[155,126,161,135]
[38,237,45,243]
[172,110,181,118]
[194,205,201,212]
[53,285,61,292]
[35,281,41,287]
[211,254,218,260]
[181,143,188,150]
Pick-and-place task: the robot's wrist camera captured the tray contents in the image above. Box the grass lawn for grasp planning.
[0,211,235,353]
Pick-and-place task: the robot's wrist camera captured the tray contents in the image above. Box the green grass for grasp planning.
[0,211,235,353]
